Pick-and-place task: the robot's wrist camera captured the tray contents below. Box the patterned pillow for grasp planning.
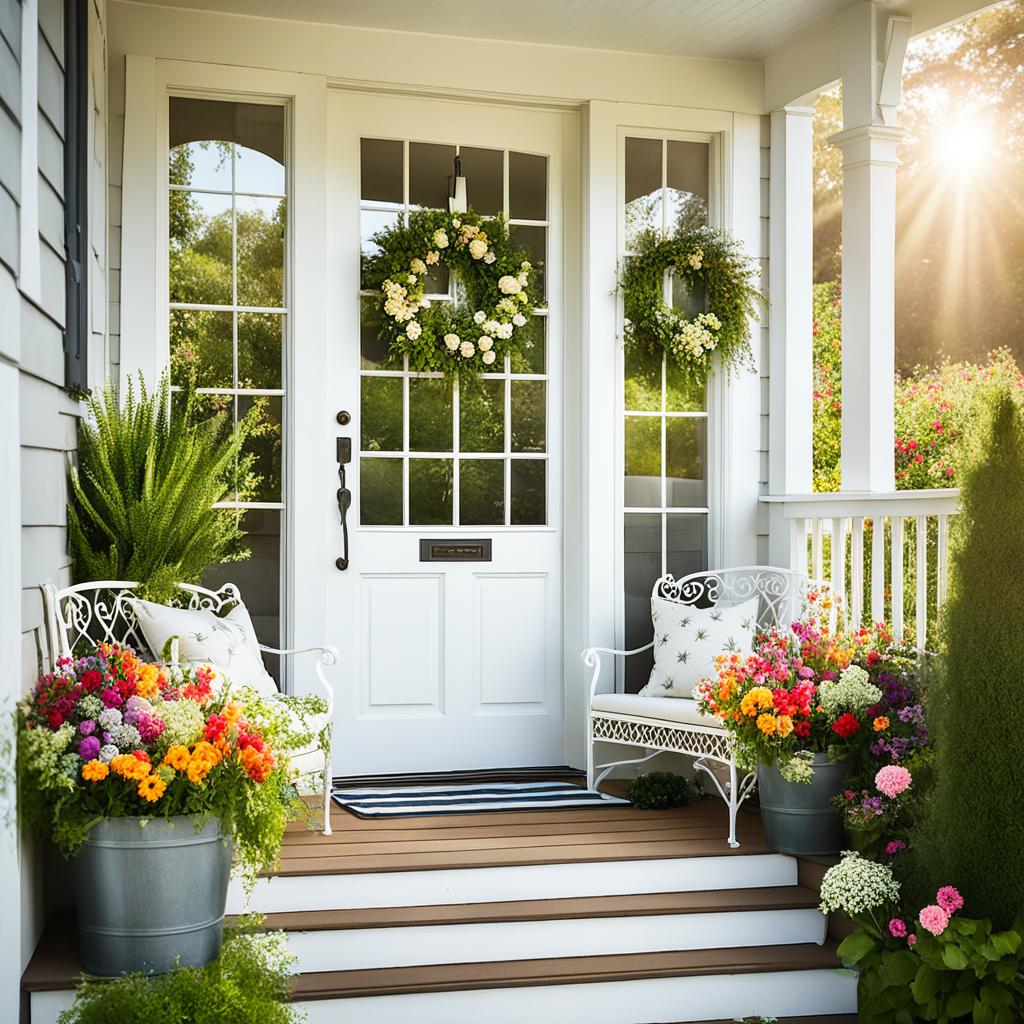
[639,596,759,699]
[129,598,279,698]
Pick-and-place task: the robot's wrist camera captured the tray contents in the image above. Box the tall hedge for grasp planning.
[914,393,1024,927]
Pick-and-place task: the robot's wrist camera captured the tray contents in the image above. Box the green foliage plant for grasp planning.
[621,224,760,390]
[912,394,1024,929]
[626,771,690,809]
[57,917,302,1024]
[67,374,251,603]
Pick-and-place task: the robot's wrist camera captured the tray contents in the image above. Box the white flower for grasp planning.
[498,298,516,314]
[484,252,496,264]
[818,852,900,916]
[432,230,449,249]
[520,260,531,271]
[451,218,462,228]
[408,274,417,285]
[410,258,427,275]
[468,239,488,260]
[420,298,432,308]
[517,273,529,287]
[495,323,513,340]
[443,333,460,351]
[512,313,527,328]
[482,350,496,365]
[477,336,493,352]
[498,276,522,295]
[459,340,475,358]
[483,319,500,335]
[818,666,883,719]
[473,311,487,325]
[425,251,440,265]
[687,246,704,270]
[406,321,422,340]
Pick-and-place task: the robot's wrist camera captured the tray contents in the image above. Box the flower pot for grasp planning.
[757,753,850,856]
[71,815,232,976]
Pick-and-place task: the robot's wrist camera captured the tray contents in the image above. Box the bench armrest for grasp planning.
[580,641,655,699]
[259,644,338,708]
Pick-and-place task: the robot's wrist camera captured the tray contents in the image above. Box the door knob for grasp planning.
[336,410,351,425]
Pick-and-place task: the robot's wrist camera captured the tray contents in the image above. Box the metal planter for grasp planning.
[71,815,232,976]
[757,753,850,856]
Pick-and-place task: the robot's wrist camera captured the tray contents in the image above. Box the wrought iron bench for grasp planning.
[582,566,830,848]
[43,580,338,835]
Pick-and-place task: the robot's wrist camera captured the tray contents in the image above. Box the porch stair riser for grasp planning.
[228,852,797,914]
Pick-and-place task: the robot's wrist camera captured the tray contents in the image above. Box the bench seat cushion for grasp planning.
[591,692,724,730]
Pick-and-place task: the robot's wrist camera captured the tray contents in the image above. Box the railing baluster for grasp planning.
[831,517,847,628]
[937,514,949,608]
[916,515,928,650]
[891,516,905,641]
[812,517,824,582]
[871,516,886,625]
[850,518,864,627]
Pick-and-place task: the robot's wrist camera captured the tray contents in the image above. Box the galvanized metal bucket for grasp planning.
[757,753,850,856]
[72,816,232,976]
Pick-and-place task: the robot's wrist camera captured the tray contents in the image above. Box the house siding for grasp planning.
[756,113,771,564]
[0,0,108,1013]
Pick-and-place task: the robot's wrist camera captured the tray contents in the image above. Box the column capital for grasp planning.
[829,123,904,168]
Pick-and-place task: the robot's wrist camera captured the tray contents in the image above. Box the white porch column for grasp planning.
[832,3,910,493]
[767,105,814,569]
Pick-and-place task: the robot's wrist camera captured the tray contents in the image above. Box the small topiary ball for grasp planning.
[626,771,691,810]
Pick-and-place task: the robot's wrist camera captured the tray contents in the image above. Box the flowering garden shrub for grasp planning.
[16,643,299,881]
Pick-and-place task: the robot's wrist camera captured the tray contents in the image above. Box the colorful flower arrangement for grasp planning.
[695,608,909,782]
[17,644,298,880]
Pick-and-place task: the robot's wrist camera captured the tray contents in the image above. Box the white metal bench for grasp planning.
[43,580,338,835]
[582,566,829,848]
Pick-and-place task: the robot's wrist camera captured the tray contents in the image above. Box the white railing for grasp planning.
[761,489,959,649]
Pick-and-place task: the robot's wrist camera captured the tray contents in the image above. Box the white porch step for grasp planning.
[229,852,798,914]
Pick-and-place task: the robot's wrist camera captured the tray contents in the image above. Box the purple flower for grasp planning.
[79,719,97,736]
[78,735,101,761]
[100,688,123,709]
[123,709,140,727]
[102,731,113,744]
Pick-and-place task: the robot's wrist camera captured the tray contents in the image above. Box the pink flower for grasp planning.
[908,934,917,947]
[919,905,951,937]
[885,839,907,856]
[889,918,907,938]
[875,765,912,799]
[936,886,964,914]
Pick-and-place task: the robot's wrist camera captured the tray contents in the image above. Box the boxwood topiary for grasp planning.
[626,771,691,809]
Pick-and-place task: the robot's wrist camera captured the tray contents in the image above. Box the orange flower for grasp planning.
[162,745,190,771]
[82,759,109,782]
[135,663,161,698]
[111,754,150,781]
[137,774,167,802]
[756,712,777,736]
[186,759,212,784]
[223,702,243,726]
[776,714,794,738]
[191,740,223,767]
[873,716,890,732]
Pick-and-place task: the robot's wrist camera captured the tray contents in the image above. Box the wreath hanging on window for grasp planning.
[361,208,540,384]
[621,224,760,386]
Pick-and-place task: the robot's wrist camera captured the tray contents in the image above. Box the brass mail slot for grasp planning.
[419,539,493,562]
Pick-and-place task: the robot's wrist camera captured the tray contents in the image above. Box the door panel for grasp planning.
[321,93,566,774]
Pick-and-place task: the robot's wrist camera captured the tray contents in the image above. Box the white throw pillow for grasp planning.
[639,596,759,699]
[129,597,279,698]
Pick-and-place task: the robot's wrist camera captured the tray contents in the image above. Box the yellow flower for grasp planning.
[111,754,150,781]
[740,686,774,717]
[162,745,190,771]
[756,712,777,736]
[873,716,890,732]
[82,759,109,782]
[186,759,211,785]
[137,774,167,802]
[776,714,794,738]
[223,702,243,726]
[135,663,161,698]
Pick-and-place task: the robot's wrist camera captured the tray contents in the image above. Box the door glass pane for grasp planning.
[460,459,504,526]
[233,103,286,194]
[237,196,285,308]
[509,151,546,221]
[670,270,705,320]
[665,418,707,508]
[237,312,284,390]
[625,137,663,250]
[169,97,235,189]
[624,416,661,507]
[510,315,545,375]
[170,309,233,389]
[666,513,708,580]
[361,208,400,288]
[510,460,545,526]
[623,512,661,692]
[665,360,705,413]
[360,296,391,370]
[511,381,545,453]
[459,146,503,216]
[238,394,283,503]
[409,459,453,525]
[169,191,232,305]
[409,377,453,452]
[361,377,403,451]
[624,341,661,412]
[509,224,546,298]
[460,378,504,453]
[361,458,402,525]
[170,140,232,192]
[666,140,709,234]
[409,142,455,210]
[361,138,403,206]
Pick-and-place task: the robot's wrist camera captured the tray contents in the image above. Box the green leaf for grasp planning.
[980,981,1013,1008]
[946,989,976,1017]
[994,1008,1014,1024]
[973,1002,995,1024]
[914,964,940,1004]
[884,949,920,986]
[989,932,1021,956]
[838,929,878,964]
[942,943,970,971]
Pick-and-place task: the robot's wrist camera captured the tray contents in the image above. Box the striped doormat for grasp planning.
[332,781,630,819]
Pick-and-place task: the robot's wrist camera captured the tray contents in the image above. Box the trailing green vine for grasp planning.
[621,224,760,387]
[361,208,542,384]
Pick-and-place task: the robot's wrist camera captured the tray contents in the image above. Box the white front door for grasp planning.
[317,93,567,775]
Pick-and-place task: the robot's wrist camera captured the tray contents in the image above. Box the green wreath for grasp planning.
[621,224,760,386]
[361,208,540,383]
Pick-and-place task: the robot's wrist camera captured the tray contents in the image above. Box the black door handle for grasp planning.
[336,437,352,571]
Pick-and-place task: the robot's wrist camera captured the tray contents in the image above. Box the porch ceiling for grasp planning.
[121,0,854,61]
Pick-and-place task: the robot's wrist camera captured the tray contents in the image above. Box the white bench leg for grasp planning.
[727,758,740,849]
[322,756,333,836]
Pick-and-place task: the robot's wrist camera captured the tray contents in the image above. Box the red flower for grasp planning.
[47,710,64,729]
[832,713,861,738]
[866,651,880,667]
[81,670,103,691]
[794,720,812,738]
[204,714,228,741]
[100,688,123,709]
[132,750,151,763]
[238,732,264,753]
